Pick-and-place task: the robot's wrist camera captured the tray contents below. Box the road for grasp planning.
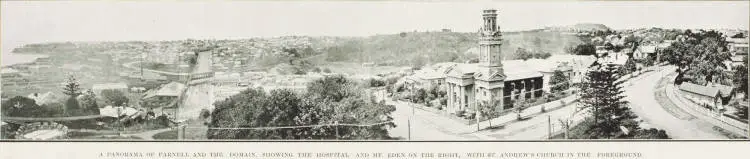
[625,66,727,139]
[387,100,488,140]
[177,51,214,121]
[193,51,212,73]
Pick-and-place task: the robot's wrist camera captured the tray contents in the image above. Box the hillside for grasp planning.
[324,30,585,66]
[9,30,586,70]
[571,23,611,32]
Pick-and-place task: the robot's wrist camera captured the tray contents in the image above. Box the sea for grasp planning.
[1,42,47,67]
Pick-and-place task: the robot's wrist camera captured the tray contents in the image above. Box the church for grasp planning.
[444,9,547,115]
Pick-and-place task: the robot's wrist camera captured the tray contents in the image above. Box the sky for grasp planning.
[1,1,749,55]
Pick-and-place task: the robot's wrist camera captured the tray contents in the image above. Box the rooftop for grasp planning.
[143,81,186,99]
[679,82,720,98]
[446,55,595,80]
[92,83,128,90]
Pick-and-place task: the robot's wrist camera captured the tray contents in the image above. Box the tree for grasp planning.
[733,64,748,98]
[1,96,44,117]
[514,48,533,61]
[62,75,82,97]
[101,89,129,107]
[549,70,570,96]
[208,75,396,140]
[479,101,500,127]
[633,128,670,139]
[663,31,732,85]
[567,43,596,56]
[624,58,637,75]
[367,78,386,88]
[578,65,654,139]
[79,89,100,115]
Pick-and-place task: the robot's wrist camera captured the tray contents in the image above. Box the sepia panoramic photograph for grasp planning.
[1,1,748,141]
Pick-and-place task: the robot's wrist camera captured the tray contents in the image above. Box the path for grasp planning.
[625,65,727,139]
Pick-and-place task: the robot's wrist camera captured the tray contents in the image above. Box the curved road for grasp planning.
[625,66,726,139]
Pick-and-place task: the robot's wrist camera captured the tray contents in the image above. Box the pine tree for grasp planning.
[62,75,82,97]
[62,75,82,115]
[579,65,640,139]
[80,89,100,115]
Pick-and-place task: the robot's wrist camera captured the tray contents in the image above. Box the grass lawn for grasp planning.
[153,130,178,140]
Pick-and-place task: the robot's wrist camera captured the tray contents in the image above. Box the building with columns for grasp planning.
[443,9,595,116]
[445,9,509,115]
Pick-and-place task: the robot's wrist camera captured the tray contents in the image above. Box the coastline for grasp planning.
[1,52,48,67]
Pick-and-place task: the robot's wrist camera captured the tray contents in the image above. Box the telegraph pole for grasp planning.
[335,121,340,140]
[407,118,411,140]
[547,115,552,139]
[476,102,480,131]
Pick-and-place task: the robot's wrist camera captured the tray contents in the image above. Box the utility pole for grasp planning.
[335,121,339,140]
[476,102,480,131]
[547,115,552,139]
[407,118,411,140]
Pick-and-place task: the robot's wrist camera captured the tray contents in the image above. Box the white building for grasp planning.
[92,83,129,95]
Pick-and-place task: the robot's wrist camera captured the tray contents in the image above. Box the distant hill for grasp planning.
[546,23,611,33]
[571,23,611,32]
[10,30,587,69]
[323,30,585,66]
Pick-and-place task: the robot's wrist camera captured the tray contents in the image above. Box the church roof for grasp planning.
[446,55,596,81]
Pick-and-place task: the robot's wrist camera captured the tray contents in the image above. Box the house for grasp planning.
[633,45,657,59]
[708,83,735,103]
[92,83,129,95]
[141,81,186,108]
[143,81,186,100]
[727,37,749,55]
[679,82,722,110]
[405,63,456,90]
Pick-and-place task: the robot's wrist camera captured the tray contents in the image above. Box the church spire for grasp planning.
[477,9,504,81]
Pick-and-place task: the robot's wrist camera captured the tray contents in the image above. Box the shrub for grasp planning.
[455,110,465,117]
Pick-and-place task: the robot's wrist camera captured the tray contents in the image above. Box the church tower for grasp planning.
[474,9,506,114]
[477,9,504,80]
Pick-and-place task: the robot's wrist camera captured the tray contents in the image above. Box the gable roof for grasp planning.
[679,82,720,98]
[92,83,128,91]
[708,83,734,97]
[143,81,186,99]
